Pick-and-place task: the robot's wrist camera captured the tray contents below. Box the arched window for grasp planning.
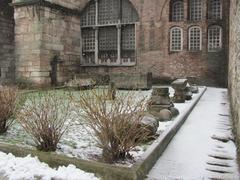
[170,27,183,52]
[189,26,202,51]
[189,0,202,21]
[208,25,222,52]
[208,0,222,20]
[171,1,184,21]
[81,0,138,65]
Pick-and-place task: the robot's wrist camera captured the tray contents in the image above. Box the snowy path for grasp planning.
[147,88,240,179]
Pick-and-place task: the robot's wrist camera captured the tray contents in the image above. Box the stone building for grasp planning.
[229,0,240,152]
[0,0,230,86]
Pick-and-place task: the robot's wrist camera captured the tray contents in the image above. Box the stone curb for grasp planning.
[0,87,207,180]
[131,87,207,179]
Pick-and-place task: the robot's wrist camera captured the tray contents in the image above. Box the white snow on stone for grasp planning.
[0,152,99,180]
[147,88,240,179]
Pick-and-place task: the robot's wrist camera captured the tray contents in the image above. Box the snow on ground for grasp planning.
[147,88,240,179]
[0,152,99,180]
[0,87,205,166]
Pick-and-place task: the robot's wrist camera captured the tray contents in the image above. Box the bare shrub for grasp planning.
[73,88,150,163]
[0,86,19,134]
[16,91,73,152]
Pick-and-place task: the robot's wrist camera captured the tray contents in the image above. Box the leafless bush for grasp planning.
[0,86,18,134]
[73,88,150,163]
[16,91,73,152]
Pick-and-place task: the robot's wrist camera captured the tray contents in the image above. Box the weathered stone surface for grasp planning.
[109,73,152,90]
[66,77,96,89]
[140,114,159,136]
[229,0,240,153]
[172,79,188,103]
[169,107,179,117]
[190,85,199,94]
[157,109,172,122]
[185,86,193,101]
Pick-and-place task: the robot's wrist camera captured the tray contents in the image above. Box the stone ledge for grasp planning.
[0,87,207,180]
[12,0,81,17]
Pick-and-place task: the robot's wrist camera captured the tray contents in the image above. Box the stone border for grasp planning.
[0,87,207,180]
[132,87,207,179]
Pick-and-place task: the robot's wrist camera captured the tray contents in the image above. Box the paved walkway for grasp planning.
[147,88,240,179]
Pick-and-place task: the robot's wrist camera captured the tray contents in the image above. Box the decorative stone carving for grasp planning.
[171,79,188,103]
[148,87,178,121]
[185,84,193,100]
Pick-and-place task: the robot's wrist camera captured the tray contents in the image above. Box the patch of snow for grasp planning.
[0,152,99,180]
[0,88,205,166]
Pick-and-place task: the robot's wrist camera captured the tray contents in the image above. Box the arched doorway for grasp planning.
[80,0,139,66]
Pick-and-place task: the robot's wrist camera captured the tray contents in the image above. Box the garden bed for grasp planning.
[0,86,206,180]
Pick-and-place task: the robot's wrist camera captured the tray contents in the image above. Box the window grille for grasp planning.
[98,0,119,25]
[80,0,138,65]
[172,1,184,21]
[99,27,118,50]
[189,0,202,21]
[122,25,135,50]
[208,25,222,52]
[208,0,222,20]
[82,29,95,52]
[170,27,183,51]
[81,1,96,26]
[189,26,202,51]
[122,0,138,23]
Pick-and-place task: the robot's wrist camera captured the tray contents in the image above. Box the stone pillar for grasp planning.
[148,87,173,116]
[14,6,45,85]
[171,79,188,103]
[13,1,81,86]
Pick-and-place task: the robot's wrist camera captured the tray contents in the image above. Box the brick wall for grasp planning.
[229,0,240,150]
[12,0,230,86]
[81,0,229,87]
[0,0,15,84]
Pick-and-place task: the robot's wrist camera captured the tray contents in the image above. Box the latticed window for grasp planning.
[81,0,138,65]
[208,25,222,52]
[170,27,183,51]
[189,26,202,51]
[171,1,184,21]
[208,0,222,20]
[189,0,202,21]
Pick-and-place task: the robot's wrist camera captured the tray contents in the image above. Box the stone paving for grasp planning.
[147,88,240,179]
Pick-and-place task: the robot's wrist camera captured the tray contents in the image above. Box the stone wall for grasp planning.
[40,6,81,84]
[12,0,230,86]
[14,2,81,85]
[0,0,15,84]
[229,0,240,150]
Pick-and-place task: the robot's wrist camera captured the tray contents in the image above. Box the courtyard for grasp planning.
[0,0,240,180]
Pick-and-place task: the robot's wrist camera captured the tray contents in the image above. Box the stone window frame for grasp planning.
[189,0,202,21]
[188,26,202,51]
[171,0,184,22]
[170,27,183,52]
[80,0,139,66]
[208,25,222,52]
[208,0,222,20]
